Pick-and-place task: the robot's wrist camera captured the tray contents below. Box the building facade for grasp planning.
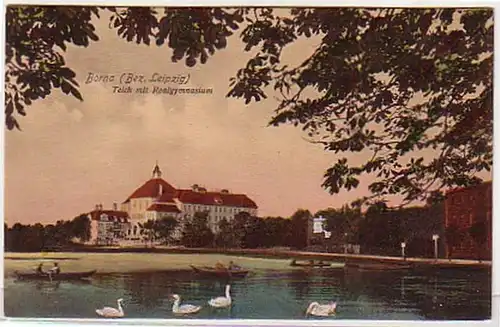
[444,181,492,260]
[89,164,258,245]
[88,204,130,246]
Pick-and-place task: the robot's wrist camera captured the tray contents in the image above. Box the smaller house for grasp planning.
[88,203,130,246]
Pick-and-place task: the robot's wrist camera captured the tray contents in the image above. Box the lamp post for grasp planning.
[401,242,406,260]
[432,234,440,260]
[344,232,348,254]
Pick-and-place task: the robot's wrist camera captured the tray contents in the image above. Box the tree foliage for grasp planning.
[319,204,361,244]
[288,209,311,249]
[5,6,99,129]
[5,6,493,203]
[180,211,214,248]
[138,219,156,246]
[214,218,236,248]
[4,214,92,251]
[71,214,91,242]
[226,8,493,204]
[139,216,178,246]
[154,216,179,244]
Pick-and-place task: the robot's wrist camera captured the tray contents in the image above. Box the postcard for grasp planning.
[2,3,495,325]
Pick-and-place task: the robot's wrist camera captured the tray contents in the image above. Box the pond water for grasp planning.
[4,267,491,320]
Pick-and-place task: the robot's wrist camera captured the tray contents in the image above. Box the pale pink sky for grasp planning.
[3,11,490,225]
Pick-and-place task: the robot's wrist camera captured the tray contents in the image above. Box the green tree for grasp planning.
[288,209,311,250]
[317,208,346,246]
[232,211,252,248]
[54,220,73,245]
[6,7,492,205]
[320,205,363,247]
[70,214,91,242]
[214,218,236,248]
[243,216,266,248]
[358,201,403,255]
[397,205,444,257]
[139,219,156,247]
[181,211,214,248]
[3,223,9,251]
[426,191,445,208]
[154,216,179,245]
[260,217,290,248]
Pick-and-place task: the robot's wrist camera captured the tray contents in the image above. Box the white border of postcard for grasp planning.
[0,1,499,327]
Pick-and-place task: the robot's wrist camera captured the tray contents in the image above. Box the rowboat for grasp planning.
[190,265,249,278]
[290,260,332,268]
[14,270,97,281]
[345,262,412,271]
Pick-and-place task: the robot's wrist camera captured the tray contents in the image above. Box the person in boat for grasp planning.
[228,261,241,270]
[48,262,61,275]
[35,263,45,275]
[215,262,226,271]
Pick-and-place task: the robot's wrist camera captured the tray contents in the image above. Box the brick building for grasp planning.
[444,181,492,260]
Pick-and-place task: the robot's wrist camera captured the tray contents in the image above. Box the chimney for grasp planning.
[113,202,118,211]
[95,204,99,211]
[99,203,103,210]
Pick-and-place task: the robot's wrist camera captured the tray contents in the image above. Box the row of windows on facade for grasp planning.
[98,222,225,238]
[131,201,246,214]
[184,205,244,213]
[448,211,492,226]
[448,190,492,206]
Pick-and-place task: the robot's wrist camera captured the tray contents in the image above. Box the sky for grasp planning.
[3,9,491,225]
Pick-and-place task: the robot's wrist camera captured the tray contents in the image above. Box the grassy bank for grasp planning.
[4,252,331,276]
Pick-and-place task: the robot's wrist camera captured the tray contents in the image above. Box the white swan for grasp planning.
[208,284,232,308]
[171,294,202,315]
[96,298,125,318]
[306,301,337,317]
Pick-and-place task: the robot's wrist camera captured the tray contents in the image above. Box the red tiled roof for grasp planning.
[157,191,176,203]
[147,203,181,213]
[124,178,177,203]
[175,189,258,208]
[89,210,129,222]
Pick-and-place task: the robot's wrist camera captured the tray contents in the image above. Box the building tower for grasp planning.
[152,161,162,179]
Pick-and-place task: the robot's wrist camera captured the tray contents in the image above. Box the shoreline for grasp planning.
[6,245,491,265]
[3,252,327,276]
[4,248,490,277]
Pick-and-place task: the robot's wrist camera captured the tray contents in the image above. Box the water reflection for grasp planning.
[284,269,312,300]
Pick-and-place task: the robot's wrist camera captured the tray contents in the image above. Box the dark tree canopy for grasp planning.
[181,211,214,247]
[5,6,493,204]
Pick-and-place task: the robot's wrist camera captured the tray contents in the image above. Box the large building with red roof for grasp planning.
[88,164,258,245]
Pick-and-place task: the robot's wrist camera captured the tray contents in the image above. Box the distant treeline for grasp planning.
[4,194,487,259]
[4,214,90,252]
